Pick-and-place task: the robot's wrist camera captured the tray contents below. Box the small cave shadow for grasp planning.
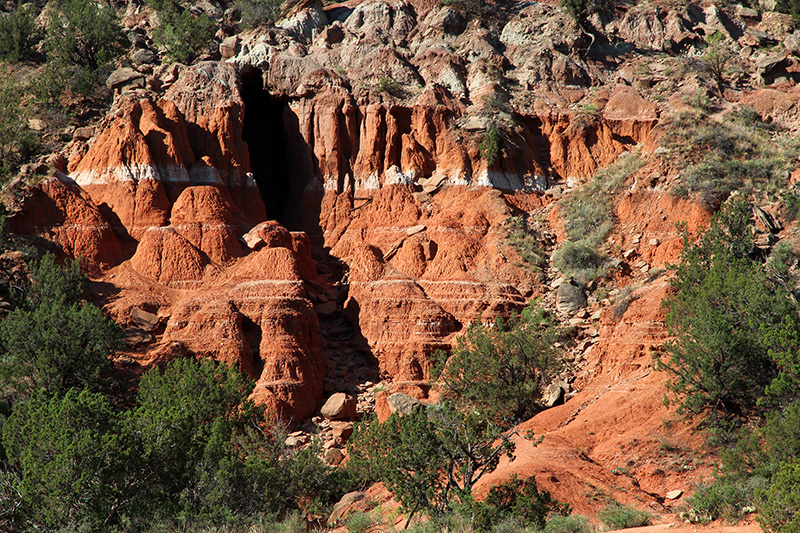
[96,202,139,261]
[338,295,382,383]
[240,66,292,221]
[240,314,264,381]
[86,279,123,306]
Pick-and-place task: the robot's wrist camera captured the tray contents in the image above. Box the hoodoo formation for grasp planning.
[3,0,800,530]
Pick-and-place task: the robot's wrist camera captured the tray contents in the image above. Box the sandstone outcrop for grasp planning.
[102,223,326,420]
[9,174,122,270]
[69,63,264,243]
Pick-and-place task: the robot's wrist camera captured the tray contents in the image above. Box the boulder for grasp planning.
[122,327,152,346]
[72,126,94,141]
[786,31,800,56]
[130,307,159,331]
[429,6,466,35]
[747,27,778,47]
[242,221,294,250]
[387,392,421,416]
[27,118,47,131]
[131,49,157,66]
[328,492,373,525]
[329,421,354,443]
[106,67,145,91]
[320,25,344,45]
[756,51,788,72]
[736,6,760,19]
[324,448,344,465]
[543,380,568,407]
[556,279,587,314]
[321,392,357,420]
[220,35,239,59]
[666,489,683,500]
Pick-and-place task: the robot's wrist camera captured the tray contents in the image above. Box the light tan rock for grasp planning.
[321,393,357,420]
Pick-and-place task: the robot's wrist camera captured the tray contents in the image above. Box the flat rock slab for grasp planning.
[122,327,152,346]
[130,306,159,331]
[106,67,145,90]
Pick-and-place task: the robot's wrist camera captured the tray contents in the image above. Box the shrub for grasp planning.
[2,389,121,530]
[377,77,404,97]
[543,514,593,533]
[23,254,86,308]
[0,298,121,397]
[347,402,516,517]
[507,215,546,270]
[765,239,799,292]
[562,193,611,245]
[763,401,800,465]
[688,476,767,524]
[433,303,562,425]
[0,3,43,63]
[476,475,570,531]
[702,32,731,95]
[0,467,22,531]
[775,0,800,22]
[560,0,601,28]
[598,504,651,529]
[657,198,800,416]
[30,61,70,106]
[553,240,607,284]
[45,0,124,71]
[0,75,36,177]
[756,459,800,533]
[479,124,500,167]
[344,511,380,533]
[151,3,215,63]
[0,255,121,398]
[236,0,283,29]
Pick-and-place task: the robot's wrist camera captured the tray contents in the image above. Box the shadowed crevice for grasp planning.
[241,66,292,221]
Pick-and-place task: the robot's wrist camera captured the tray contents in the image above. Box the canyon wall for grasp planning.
[13,0,798,518]
[7,0,677,425]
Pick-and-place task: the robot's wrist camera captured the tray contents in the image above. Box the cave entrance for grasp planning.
[240,66,292,221]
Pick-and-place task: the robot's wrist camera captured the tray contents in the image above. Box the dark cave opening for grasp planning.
[240,66,292,221]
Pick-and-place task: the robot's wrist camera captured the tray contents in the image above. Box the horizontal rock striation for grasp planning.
[69,62,265,241]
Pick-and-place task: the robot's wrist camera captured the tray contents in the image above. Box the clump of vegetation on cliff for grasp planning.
[0,0,126,182]
[507,215,548,270]
[0,3,42,64]
[664,106,800,211]
[658,197,800,529]
[432,303,563,424]
[0,75,37,184]
[554,150,644,283]
[148,0,215,63]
